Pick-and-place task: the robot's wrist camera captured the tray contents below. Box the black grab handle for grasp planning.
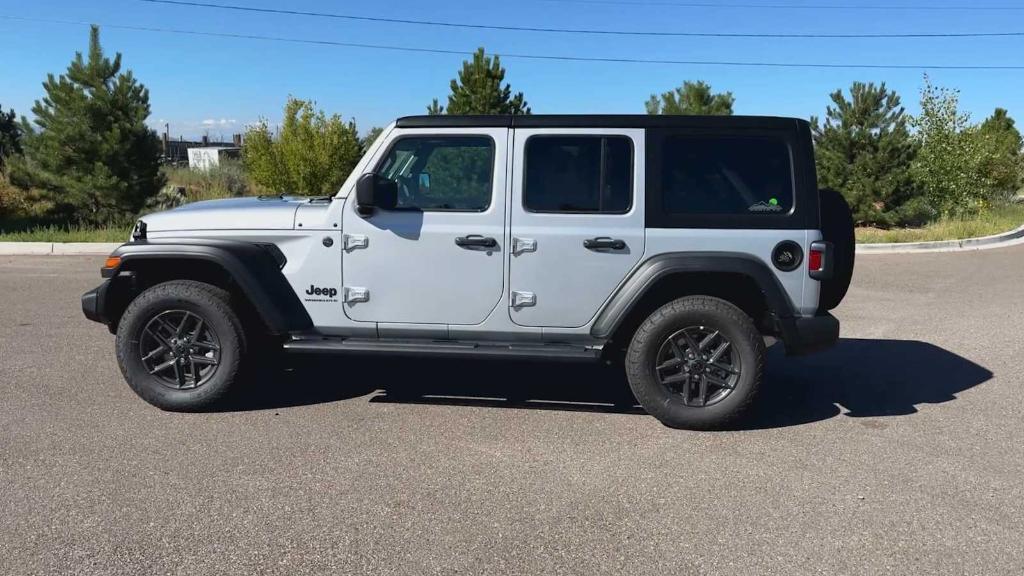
[583,237,626,250]
[455,235,498,248]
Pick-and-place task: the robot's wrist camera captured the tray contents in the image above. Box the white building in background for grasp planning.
[187,147,241,171]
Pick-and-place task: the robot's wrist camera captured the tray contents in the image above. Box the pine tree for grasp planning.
[13,26,163,224]
[0,104,22,172]
[977,108,1023,196]
[812,82,921,226]
[426,99,445,115]
[428,48,530,115]
[646,81,734,115]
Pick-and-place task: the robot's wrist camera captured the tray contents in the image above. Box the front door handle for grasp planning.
[584,237,626,250]
[455,235,498,249]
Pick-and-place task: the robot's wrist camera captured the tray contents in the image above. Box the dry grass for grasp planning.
[855,203,1024,243]
[160,162,268,202]
[0,223,132,242]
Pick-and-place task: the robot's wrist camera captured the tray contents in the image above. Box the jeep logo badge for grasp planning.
[304,285,339,301]
[771,241,803,272]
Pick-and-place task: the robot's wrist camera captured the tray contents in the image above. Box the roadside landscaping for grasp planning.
[854,203,1024,244]
[0,223,132,242]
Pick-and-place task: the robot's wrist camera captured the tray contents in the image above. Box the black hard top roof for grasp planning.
[395,114,807,130]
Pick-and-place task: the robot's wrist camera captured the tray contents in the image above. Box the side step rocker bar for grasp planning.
[283,336,603,362]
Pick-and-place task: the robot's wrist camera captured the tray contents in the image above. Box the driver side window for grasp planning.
[376,135,495,211]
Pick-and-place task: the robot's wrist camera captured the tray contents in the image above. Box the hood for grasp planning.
[141,196,306,232]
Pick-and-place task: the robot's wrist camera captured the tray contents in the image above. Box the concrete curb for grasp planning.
[856,223,1024,254]
[0,242,121,255]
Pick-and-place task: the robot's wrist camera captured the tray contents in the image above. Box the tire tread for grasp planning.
[625,295,764,430]
[115,280,244,411]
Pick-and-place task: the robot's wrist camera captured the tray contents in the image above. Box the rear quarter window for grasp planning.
[660,135,794,216]
[645,127,812,230]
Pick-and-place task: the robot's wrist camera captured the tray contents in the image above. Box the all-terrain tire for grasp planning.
[115,280,244,411]
[625,296,765,430]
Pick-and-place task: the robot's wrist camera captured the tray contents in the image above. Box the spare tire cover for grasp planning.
[818,188,855,312]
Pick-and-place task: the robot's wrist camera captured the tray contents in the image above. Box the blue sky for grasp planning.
[2,0,1023,139]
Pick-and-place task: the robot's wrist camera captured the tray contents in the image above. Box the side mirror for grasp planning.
[355,173,398,216]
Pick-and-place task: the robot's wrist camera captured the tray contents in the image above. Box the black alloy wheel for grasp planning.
[139,310,222,390]
[654,326,741,408]
[116,280,244,411]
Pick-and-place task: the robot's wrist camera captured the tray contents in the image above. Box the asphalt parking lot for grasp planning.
[1,248,1022,575]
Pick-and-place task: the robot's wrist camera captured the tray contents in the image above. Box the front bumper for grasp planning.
[780,312,839,356]
[81,282,109,325]
[82,277,126,334]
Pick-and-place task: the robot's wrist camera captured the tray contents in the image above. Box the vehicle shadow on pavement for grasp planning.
[227,355,642,414]
[225,339,991,429]
[748,338,993,429]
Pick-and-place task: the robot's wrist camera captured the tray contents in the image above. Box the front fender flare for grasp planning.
[104,239,312,334]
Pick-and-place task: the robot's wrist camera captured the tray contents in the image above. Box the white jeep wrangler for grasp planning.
[82,115,854,429]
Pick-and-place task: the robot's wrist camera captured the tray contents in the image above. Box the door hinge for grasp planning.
[343,234,369,251]
[343,286,369,303]
[511,290,536,308]
[512,237,537,255]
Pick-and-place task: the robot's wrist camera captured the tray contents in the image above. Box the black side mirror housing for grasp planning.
[355,173,398,216]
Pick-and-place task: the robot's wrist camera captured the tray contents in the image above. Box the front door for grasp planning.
[341,128,508,325]
[508,128,645,328]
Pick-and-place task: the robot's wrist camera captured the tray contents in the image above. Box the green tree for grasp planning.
[811,82,921,226]
[361,126,385,152]
[977,108,1023,197]
[426,99,444,116]
[10,26,163,224]
[0,104,22,172]
[243,97,363,196]
[910,75,994,216]
[646,81,734,115]
[428,48,530,115]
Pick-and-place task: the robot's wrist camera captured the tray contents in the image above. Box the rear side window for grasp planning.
[524,136,632,213]
[660,136,793,216]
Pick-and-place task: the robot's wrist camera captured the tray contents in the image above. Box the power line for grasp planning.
[137,0,1024,39]
[538,0,1024,10]
[5,15,1024,70]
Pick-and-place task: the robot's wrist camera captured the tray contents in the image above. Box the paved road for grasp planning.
[1,248,1022,575]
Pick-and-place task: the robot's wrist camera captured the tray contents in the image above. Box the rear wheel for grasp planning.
[625,296,764,430]
[116,280,244,411]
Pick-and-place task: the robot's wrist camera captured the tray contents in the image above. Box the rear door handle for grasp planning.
[455,235,498,249]
[584,237,626,250]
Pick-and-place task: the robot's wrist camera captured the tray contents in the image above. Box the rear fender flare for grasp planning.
[590,252,797,340]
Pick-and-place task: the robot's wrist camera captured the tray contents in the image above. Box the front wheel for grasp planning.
[625,296,765,430]
[115,280,244,411]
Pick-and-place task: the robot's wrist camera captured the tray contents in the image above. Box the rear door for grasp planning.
[508,128,645,328]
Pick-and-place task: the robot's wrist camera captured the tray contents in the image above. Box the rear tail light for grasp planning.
[808,248,823,272]
[808,241,833,280]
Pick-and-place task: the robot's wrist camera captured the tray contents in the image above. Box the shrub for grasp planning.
[243,97,362,196]
[892,196,938,228]
[910,76,995,216]
[143,185,188,212]
[161,160,259,203]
